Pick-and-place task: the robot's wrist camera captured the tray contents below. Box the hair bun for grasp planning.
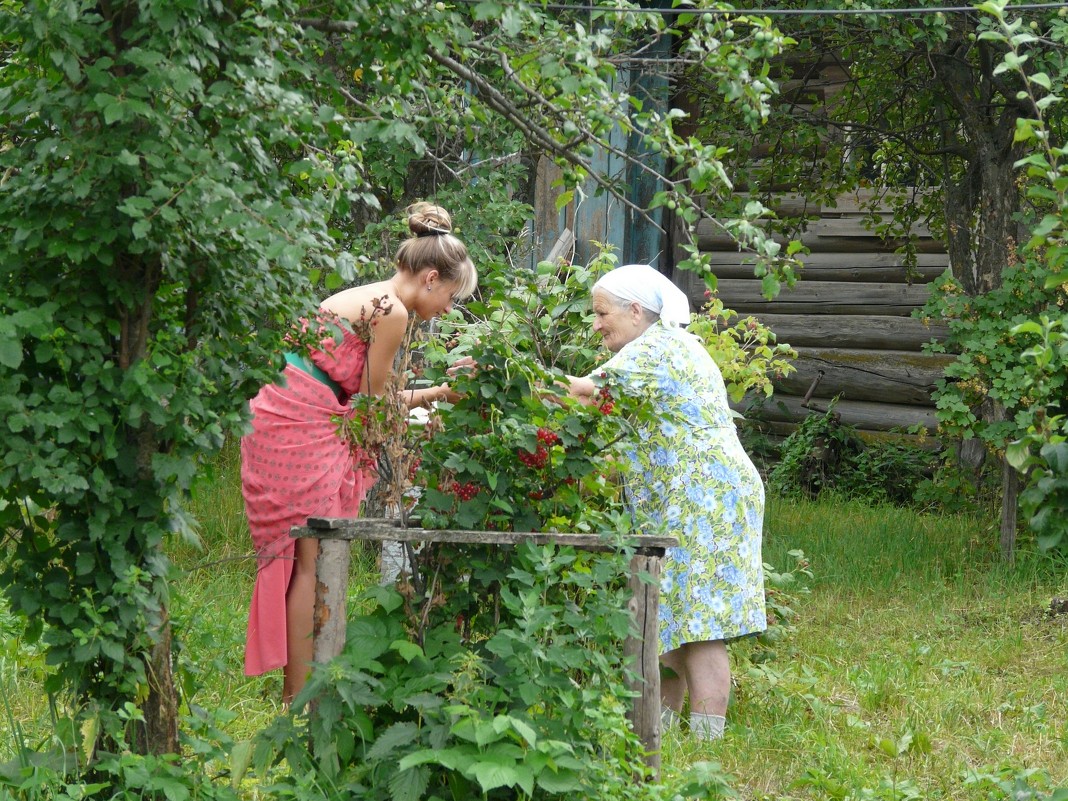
[407,202,453,237]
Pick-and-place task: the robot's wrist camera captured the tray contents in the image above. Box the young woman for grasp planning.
[241,203,477,703]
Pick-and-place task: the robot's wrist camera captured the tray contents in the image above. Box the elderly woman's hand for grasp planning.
[446,355,477,376]
[559,375,596,404]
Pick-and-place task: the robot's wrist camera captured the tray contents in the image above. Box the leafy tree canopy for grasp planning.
[0,0,790,749]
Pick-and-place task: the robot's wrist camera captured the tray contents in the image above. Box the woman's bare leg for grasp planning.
[682,639,730,716]
[282,537,319,704]
[660,646,688,712]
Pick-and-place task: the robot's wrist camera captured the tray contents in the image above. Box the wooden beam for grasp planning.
[301,519,678,554]
[624,554,662,778]
[748,419,943,450]
[739,393,939,431]
[752,313,949,350]
[773,347,953,406]
[708,278,932,316]
[695,220,946,253]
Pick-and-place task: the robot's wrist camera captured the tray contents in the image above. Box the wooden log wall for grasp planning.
[673,188,951,441]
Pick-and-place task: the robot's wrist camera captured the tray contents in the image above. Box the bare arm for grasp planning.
[559,375,596,405]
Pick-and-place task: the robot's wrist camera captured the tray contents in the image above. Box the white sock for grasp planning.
[690,712,726,740]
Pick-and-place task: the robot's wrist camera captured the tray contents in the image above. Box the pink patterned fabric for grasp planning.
[241,329,375,676]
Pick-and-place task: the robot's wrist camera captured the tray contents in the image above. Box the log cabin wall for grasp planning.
[672,188,952,445]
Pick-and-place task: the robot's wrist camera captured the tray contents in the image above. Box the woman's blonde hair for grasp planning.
[396,202,478,299]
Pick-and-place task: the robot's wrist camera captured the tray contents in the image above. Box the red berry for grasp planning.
[599,401,614,415]
[536,427,561,446]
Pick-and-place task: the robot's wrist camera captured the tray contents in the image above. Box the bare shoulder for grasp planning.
[320,280,408,325]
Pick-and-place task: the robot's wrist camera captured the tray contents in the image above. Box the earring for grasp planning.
[426,285,432,293]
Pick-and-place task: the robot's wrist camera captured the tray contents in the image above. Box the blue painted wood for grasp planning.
[624,27,671,270]
[571,69,629,268]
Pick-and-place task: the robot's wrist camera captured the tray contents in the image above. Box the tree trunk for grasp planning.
[136,608,180,755]
[932,43,1026,560]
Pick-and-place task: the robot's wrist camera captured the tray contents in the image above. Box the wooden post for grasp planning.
[312,538,351,666]
[624,554,662,778]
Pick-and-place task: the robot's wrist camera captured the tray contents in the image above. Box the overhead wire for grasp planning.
[448,0,1068,16]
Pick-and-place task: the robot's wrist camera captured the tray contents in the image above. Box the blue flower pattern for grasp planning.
[596,324,767,649]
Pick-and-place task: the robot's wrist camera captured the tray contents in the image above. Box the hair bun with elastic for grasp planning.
[407,201,453,237]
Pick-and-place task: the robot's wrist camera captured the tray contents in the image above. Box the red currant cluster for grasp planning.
[407,456,422,481]
[518,445,549,469]
[528,489,547,500]
[597,386,615,415]
[449,481,480,501]
[535,427,561,446]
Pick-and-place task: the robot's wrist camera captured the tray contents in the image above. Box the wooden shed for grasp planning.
[671,189,951,443]
[530,45,953,445]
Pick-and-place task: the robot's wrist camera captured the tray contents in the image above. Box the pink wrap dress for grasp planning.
[241,326,376,676]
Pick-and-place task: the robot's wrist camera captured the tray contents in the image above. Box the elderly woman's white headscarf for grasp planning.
[592,263,692,328]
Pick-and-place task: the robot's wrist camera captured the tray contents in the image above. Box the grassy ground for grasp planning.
[667,494,1068,800]
[2,446,1066,799]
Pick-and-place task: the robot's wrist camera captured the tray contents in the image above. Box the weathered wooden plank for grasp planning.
[701,251,949,268]
[707,261,945,284]
[739,393,939,432]
[824,189,935,215]
[773,347,953,406]
[696,221,946,253]
[709,278,932,316]
[750,419,943,450]
[754,313,949,350]
[684,252,948,284]
[738,192,822,218]
[299,519,678,554]
[807,217,934,239]
[624,555,662,778]
[533,156,572,270]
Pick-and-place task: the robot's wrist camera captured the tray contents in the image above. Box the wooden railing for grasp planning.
[292,518,679,777]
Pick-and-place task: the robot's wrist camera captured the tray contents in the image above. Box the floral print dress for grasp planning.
[594,323,767,650]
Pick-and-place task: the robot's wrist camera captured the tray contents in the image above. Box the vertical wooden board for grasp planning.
[312,538,352,665]
[624,32,671,270]
[533,156,570,268]
[573,72,629,267]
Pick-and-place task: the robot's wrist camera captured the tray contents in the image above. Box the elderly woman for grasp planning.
[565,263,766,740]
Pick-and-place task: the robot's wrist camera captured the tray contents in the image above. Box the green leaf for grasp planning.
[470,759,519,793]
[366,722,420,761]
[1044,271,1068,289]
[230,740,254,789]
[536,768,582,792]
[390,639,424,662]
[389,765,430,801]
[1005,440,1033,470]
[0,337,23,369]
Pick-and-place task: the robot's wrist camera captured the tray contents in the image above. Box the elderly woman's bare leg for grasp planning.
[683,639,730,716]
[660,646,688,713]
[684,639,730,739]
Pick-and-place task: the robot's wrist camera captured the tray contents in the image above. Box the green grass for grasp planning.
[663,493,1068,800]
[3,453,1067,799]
